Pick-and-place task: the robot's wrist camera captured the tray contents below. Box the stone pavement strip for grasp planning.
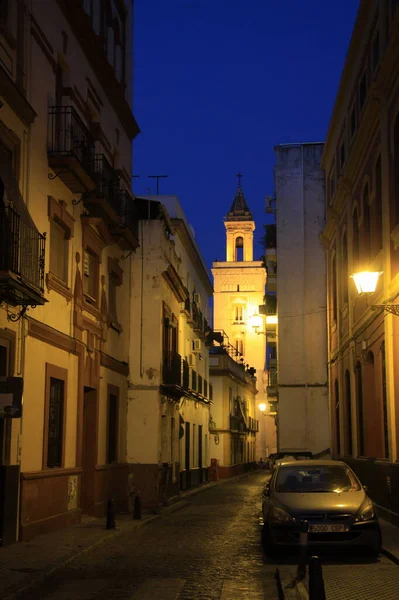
[0,472,255,600]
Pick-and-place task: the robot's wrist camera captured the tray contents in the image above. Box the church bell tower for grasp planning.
[212,176,276,459]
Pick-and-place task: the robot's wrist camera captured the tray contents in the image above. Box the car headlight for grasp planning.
[355,500,376,522]
[271,506,296,523]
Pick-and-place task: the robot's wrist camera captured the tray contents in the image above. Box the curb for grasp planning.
[3,470,259,599]
[381,547,399,565]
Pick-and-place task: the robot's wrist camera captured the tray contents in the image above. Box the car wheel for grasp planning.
[368,530,382,558]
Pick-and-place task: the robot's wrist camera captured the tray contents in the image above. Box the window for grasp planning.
[363,184,371,262]
[235,236,244,261]
[0,332,15,466]
[108,257,123,329]
[83,250,98,301]
[372,156,383,254]
[47,377,65,468]
[229,387,233,414]
[339,139,346,171]
[233,304,245,322]
[359,71,368,111]
[50,219,68,284]
[345,370,353,456]
[355,361,364,456]
[235,339,244,357]
[329,161,336,201]
[107,390,118,463]
[342,232,348,304]
[352,208,360,269]
[332,254,337,322]
[192,424,196,467]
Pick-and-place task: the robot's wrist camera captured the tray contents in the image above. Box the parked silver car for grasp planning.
[261,460,381,556]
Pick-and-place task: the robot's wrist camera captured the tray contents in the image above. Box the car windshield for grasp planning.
[275,465,361,493]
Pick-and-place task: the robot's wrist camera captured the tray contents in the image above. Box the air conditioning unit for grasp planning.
[193,293,200,304]
[192,339,201,352]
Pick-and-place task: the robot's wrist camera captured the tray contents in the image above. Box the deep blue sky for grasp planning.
[133,0,360,273]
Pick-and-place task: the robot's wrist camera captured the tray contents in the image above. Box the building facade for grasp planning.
[274,143,330,455]
[0,0,139,543]
[212,184,277,460]
[127,196,213,511]
[323,1,399,519]
[209,342,258,478]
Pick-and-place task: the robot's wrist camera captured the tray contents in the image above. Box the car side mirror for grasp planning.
[263,483,270,497]
[363,485,368,492]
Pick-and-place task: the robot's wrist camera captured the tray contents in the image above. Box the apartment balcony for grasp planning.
[0,201,46,311]
[109,190,140,251]
[268,400,278,415]
[162,352,190,401]
[230,414,246,433]
[81,154,122,223]
[267,368,279,397]
[47,106,96,193]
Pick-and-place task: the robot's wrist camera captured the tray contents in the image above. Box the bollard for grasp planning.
[133,491,141,520]
[296,520,308,581]
[309,556,326,600]
[106,498,116,530]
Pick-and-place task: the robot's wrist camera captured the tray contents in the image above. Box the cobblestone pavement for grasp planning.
[5,472,399,600]
[10,473,279,600]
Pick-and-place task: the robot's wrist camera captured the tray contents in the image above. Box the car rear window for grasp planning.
[275,465,361,493]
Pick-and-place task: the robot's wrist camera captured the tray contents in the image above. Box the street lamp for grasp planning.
[251,313,263,333]
[258,402,267,413]
[350,270,399,316]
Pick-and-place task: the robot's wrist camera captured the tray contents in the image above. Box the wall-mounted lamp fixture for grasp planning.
[258,402,267,413]
[351,271,399,316]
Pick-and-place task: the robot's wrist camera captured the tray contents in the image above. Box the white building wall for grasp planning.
[275,143,330,455]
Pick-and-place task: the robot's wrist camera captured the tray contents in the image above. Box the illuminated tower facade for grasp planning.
[212,180,277,459]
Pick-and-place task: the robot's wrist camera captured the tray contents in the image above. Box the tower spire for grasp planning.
[236,172,243,189]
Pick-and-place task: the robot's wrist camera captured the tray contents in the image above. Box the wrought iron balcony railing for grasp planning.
[93,154,120,211]
[47,106,95,192]
[0,201,46,304]
[117,189,139,238]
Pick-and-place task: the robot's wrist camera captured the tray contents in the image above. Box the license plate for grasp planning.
[309,524,346,533]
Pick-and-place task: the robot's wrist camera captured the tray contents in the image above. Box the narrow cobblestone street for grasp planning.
[9,472,399,600]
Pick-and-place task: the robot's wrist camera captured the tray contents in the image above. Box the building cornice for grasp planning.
[172,219,213,297]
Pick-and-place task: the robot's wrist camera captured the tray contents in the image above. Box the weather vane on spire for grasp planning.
[236,172,243,188]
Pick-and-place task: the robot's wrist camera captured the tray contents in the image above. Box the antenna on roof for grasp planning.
[236,172,243,189]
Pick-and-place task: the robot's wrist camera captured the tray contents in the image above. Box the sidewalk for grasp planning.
[0,471,256,600]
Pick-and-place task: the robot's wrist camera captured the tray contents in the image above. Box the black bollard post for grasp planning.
[106,498,116,530]
[309,556,326,600]
[296,520,308,581]
[133,491,141,520]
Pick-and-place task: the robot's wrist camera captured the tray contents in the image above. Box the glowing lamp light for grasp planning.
[266,315,278,325]
[251,314,262,330]
[258,403,267,412]
[350,271,382,295]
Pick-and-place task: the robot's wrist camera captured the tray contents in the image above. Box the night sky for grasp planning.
[133,0,360,273]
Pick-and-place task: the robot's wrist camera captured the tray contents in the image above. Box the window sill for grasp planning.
[83,295,101,318]
[109,320,123,334]
[46,273,73,301]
